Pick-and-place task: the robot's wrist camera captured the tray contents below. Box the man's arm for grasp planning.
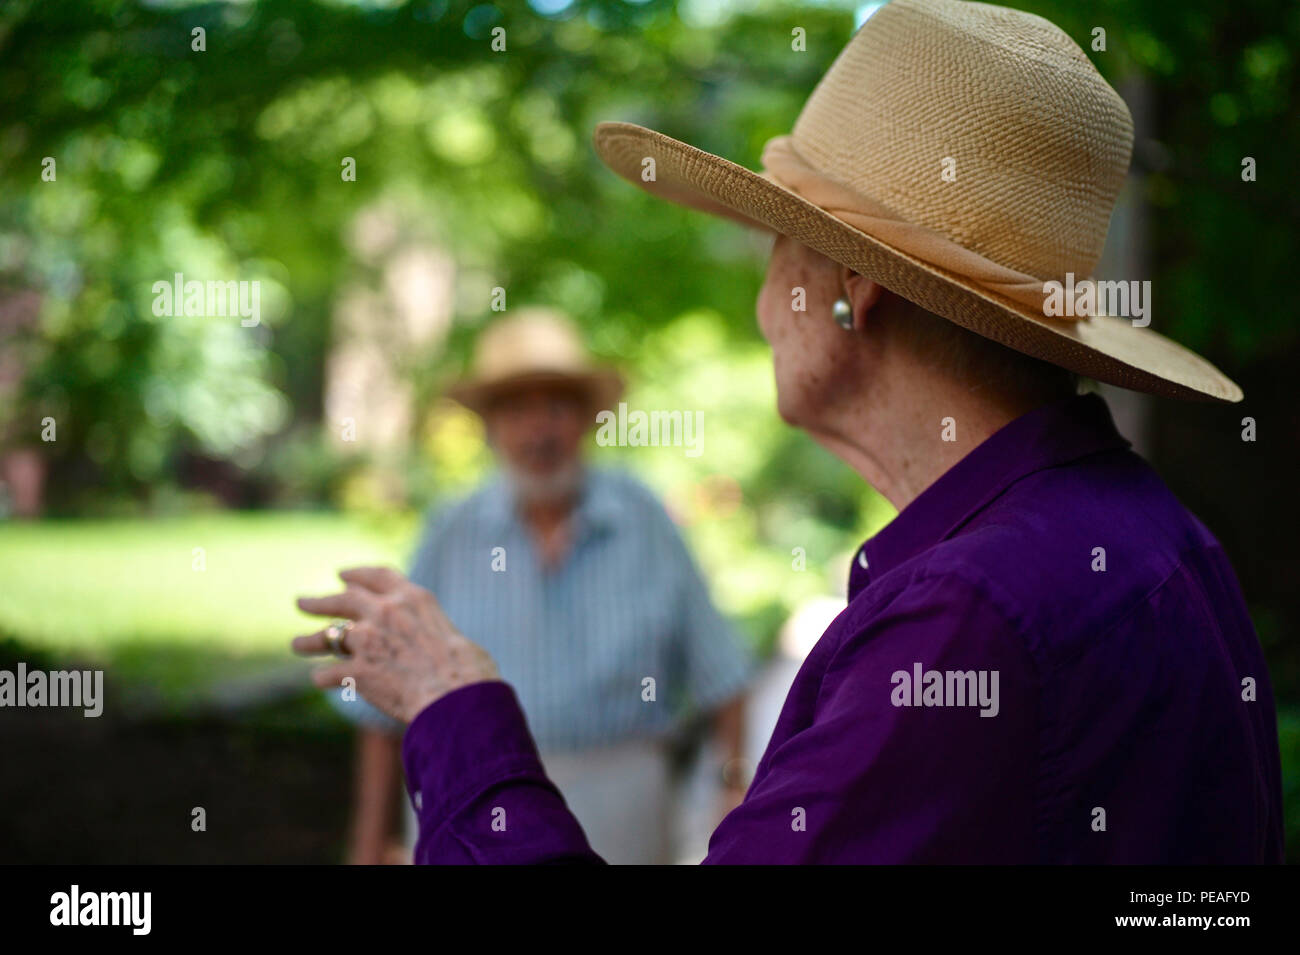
[712,694,749,816]
[346,727,403,865]
[325,689,409,863]
[662,508,755,816]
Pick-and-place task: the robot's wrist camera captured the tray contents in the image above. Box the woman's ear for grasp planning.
[840,267,884,332]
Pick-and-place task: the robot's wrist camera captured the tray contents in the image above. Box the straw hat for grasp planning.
[593,0,1241,402]
[446,308,624,415]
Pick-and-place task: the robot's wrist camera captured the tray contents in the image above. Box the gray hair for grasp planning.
[889,296,1080,401]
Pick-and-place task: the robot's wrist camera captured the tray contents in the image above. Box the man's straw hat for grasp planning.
[446,308,624,415]
[593,0,1241,402]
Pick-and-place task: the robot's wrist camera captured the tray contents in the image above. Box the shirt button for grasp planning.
[857,550,869,570]
[413,790,423,811]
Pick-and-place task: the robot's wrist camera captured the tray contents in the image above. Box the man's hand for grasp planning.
[292,566,500,724]
[719,782,747,817]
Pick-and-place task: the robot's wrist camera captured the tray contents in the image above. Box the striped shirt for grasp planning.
[330,468,753,751]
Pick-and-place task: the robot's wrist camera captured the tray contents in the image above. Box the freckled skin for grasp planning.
[757,235,873,430]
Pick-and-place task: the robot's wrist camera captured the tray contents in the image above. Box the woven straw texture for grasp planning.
[592,0,1242,403]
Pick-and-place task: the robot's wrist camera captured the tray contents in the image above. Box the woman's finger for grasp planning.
[296,587,374,620]
[291,630,330,655]
[311,660,361,690]
[339,566,405,594]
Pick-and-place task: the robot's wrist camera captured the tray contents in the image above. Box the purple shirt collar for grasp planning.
[850,393,1131,598]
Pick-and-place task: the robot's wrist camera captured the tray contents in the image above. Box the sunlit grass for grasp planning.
[0,512,417,700]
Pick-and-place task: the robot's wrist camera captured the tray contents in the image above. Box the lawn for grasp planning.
[0,511,418,707]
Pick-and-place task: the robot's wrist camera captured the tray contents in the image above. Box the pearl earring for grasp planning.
[831,297,854,331]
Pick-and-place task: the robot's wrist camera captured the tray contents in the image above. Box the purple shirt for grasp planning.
[401,394,1283,864]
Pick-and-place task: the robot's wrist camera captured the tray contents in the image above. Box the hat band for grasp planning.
[760,136,1079,321]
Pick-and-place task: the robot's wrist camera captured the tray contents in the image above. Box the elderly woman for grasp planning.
[294,0,1282,864]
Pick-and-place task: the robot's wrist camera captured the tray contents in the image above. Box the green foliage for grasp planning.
[1031,0,1299,360]
[1281,708,1300,861]
[0,0,851,506]
[6,0,1294,502]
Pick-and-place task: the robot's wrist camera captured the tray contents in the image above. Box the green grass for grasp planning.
[0,511,417,703]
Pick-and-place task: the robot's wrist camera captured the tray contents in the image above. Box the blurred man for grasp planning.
[333,307,752,864]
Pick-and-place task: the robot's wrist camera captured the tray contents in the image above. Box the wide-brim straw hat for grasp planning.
[446,307,624,415]
[593,0,1242,402]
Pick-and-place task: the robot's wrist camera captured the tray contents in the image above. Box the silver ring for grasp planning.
[324,620,354,657]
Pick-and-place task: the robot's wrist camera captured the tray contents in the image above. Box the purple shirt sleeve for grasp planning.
[401,681,603,864]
